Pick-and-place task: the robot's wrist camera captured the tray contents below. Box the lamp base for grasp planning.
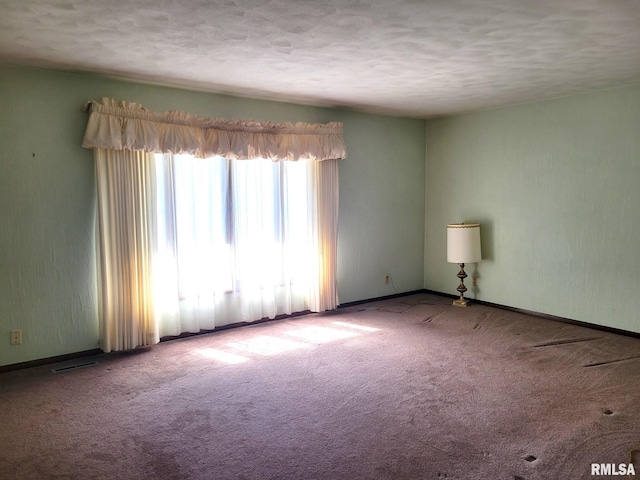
[453,262,470,307]
[453,298,469,307]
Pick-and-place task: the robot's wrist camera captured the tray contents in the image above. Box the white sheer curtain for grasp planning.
[154,155,320,337]
[152,154,232,336]
[229,157,311,320]
[83,98,345,352]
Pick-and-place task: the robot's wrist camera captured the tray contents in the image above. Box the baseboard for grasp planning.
[4,290,637,373]
[338,290,428,309]
[0,348,103,374]
[424,289,640,340]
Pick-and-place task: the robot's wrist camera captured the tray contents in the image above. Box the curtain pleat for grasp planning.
[95,149,159,352]
[308,159,340,312]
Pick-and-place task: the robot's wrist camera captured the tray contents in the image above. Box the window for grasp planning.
[156,154,233,295]
[153,154,315,335]
[84,97,343,352]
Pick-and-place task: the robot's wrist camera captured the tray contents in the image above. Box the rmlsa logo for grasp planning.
[591,463,636,476]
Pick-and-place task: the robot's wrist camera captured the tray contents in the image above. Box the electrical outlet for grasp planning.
[384,275,390,284]
[10,329,22,345]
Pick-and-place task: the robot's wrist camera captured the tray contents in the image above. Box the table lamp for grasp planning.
[447,223,481,307]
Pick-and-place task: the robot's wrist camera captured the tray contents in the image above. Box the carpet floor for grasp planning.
[1,293,639,479]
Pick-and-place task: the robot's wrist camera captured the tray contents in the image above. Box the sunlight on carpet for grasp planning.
[332,321,380,332]
[193,348,249,364]
[226,335,309,356]
[194,321,380,364]
[284,325,359,343]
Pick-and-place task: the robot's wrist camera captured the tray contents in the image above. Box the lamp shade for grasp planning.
[447,223,481,263]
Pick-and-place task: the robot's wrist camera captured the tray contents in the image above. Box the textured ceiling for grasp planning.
[1,0,639,118]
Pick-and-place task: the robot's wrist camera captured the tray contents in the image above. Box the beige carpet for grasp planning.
[2,293,640,479]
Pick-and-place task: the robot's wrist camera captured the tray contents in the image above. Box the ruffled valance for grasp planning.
[82,97,346,161]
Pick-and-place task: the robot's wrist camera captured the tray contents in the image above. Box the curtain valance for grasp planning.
[82,97,346,161]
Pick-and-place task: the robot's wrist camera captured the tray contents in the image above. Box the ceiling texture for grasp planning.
[1,0,639,118]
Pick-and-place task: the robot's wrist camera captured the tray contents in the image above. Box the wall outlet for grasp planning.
[384,275,390,284]
[10,329,22,345]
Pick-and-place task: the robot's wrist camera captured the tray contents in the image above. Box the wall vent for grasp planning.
[52,361,99,373]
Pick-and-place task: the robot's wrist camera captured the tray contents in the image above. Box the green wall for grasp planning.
[0,64,426,367]
[4,63,639,366]
[425,84,640,333]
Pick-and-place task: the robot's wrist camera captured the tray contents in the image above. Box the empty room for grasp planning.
[1,1,640,478]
